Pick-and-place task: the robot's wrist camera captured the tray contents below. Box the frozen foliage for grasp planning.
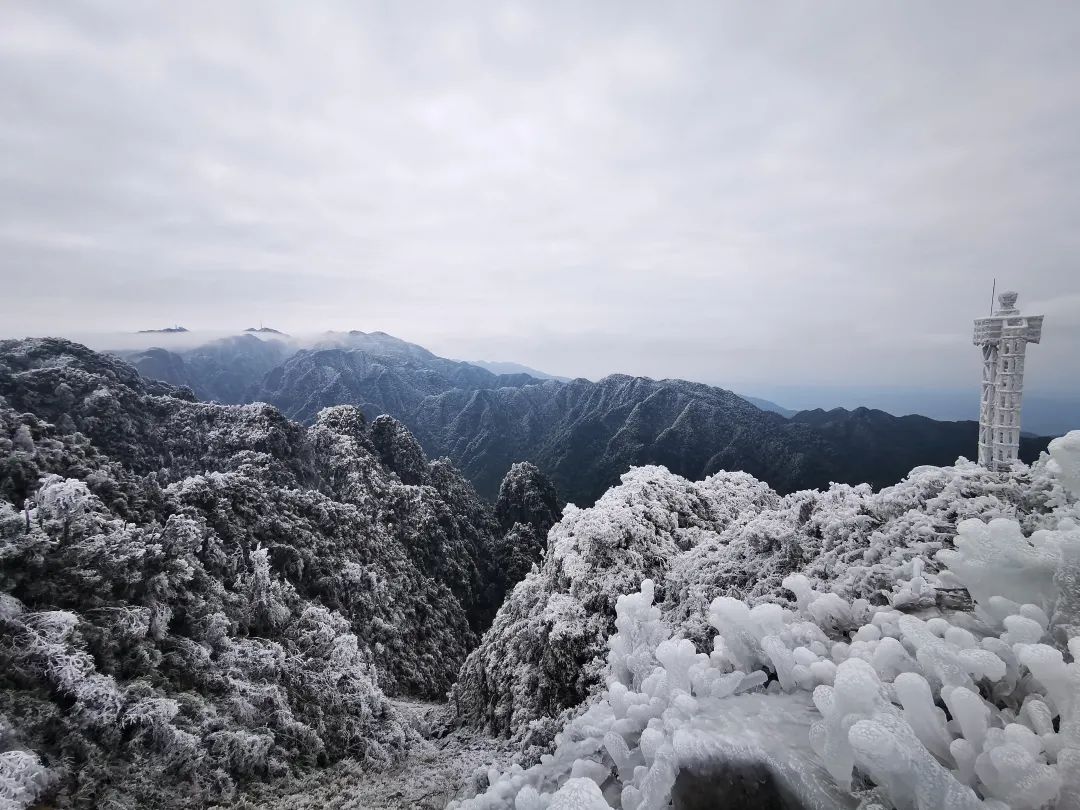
[1,476,409,807]
[0,339,532,808]
[456,431,1080,810]
[0,713,52,810]
[454,455,1063,739]
[494,462,561,590]
[452,468,775,738]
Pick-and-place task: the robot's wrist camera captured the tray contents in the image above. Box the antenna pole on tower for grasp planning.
[990,278,996,315]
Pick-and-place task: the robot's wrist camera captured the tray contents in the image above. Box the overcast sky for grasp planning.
[1,1,1078,394]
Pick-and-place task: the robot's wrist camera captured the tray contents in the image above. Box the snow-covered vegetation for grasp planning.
[0,338,557,809]
[452,432,1080,810]
[3,336,1077,810]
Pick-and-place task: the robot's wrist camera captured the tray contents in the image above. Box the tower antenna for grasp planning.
[972,290,1044,470]
[989,278,996,315]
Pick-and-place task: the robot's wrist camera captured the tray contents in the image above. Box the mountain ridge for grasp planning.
[109,331,1053,506]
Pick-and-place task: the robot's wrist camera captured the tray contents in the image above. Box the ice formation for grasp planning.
[455,430,1080,810]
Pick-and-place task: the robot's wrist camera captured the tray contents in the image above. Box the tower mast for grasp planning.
[972,291,1044,470]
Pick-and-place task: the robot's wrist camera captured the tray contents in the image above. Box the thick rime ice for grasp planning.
[455,444,1070,744]
[458,430,1080,810]
[451,579,849,810]
[1048,430,1080,500]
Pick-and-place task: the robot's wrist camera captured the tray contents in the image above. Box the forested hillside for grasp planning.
[0,338,553,808]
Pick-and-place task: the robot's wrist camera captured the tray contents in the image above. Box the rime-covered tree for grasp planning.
[0,338,514,808]
[492,462,561,589]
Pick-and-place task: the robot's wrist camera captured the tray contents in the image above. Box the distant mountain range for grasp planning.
[111,330,1053,505]
[123,333,293,404]
[739,384,1079,437]
[737,394,798,418]
[467,359,571,382]
[136,325,189,333]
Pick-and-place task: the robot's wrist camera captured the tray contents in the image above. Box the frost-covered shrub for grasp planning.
[0,340,526,808]
[457,431,1080,810]
[455,453,1065,738]
[0,713,52,810]
[453,466,764,737]
[493,462,561,590]
[0,522,409,808]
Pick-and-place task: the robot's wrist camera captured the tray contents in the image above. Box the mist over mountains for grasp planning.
[110,330,1052,506]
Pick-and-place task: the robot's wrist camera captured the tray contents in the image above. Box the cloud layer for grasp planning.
[1,1,1078,393]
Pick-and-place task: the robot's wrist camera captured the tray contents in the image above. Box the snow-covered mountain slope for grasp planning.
[0,338,556,809]
[451,432,1080,810]
[256,346,536,426]
[118,332,295,404]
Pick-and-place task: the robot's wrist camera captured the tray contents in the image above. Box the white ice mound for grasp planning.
[1048,431,1080,499]
[0,713,52,810]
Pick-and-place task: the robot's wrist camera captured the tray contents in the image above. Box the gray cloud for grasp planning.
[1,0,1077,395]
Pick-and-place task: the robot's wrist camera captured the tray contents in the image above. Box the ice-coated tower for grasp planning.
[973,291,1044,470]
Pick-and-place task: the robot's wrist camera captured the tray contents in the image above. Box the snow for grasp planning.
[457,430,1080,810]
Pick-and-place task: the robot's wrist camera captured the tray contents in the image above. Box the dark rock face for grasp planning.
[672,762,811,810]
[369,414,434,486]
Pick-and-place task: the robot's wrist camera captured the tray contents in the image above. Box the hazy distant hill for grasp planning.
[118,333,293,403]
[738,394,797,418]
[136,325,189,333]
[789,406,1048,490]
[468,359,571,381]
